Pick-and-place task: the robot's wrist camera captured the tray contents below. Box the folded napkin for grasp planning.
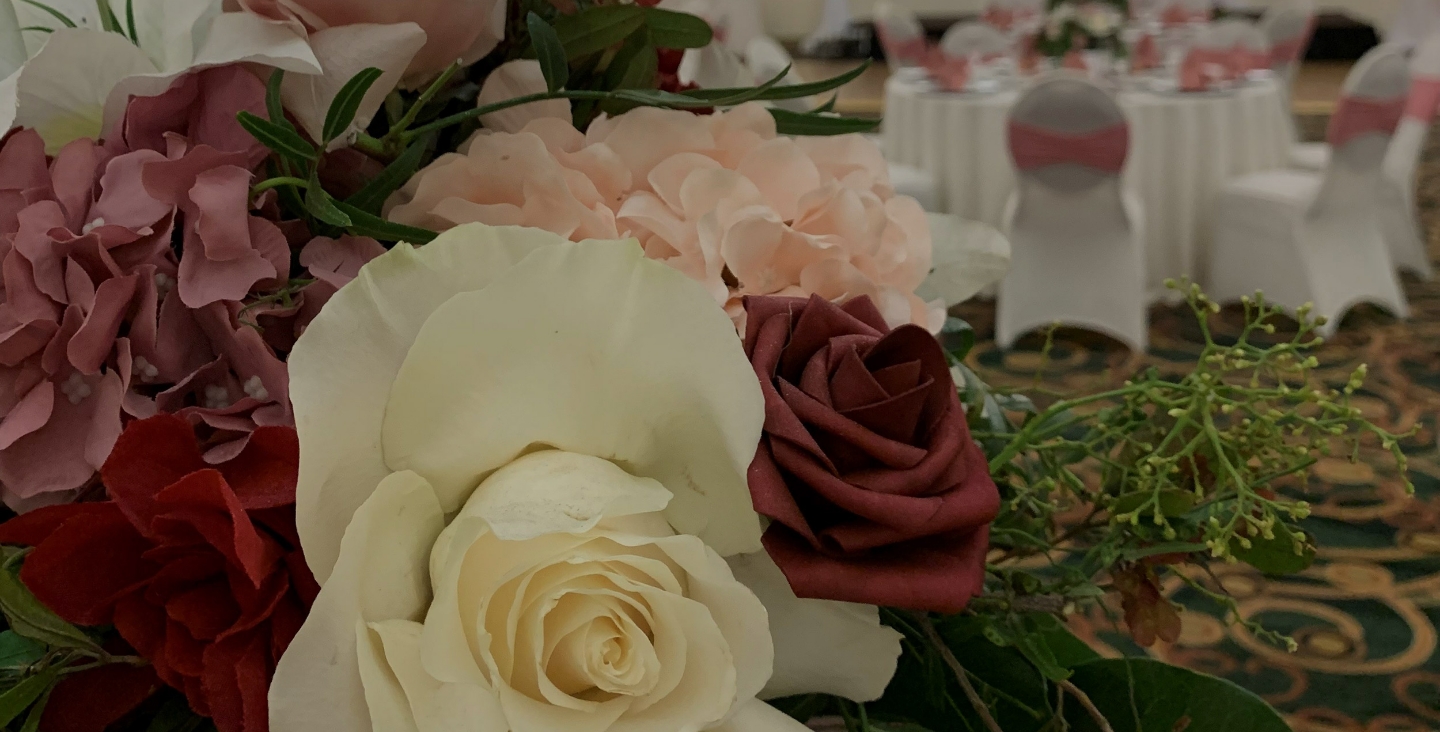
[1178,48,1230,91]
[1131,33,1161,71]
[923,49,972,91]
[1160,4,1209,27]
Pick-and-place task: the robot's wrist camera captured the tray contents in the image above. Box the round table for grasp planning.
[882,75,1296,300]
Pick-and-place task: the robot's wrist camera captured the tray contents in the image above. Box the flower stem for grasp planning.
[909,612,1004,732]
[250,176,309,198]
[1058,679,1114,732]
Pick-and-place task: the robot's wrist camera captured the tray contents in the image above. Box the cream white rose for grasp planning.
[270,224,902,732]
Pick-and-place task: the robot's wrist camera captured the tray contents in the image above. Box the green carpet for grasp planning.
[954,117,1440,731]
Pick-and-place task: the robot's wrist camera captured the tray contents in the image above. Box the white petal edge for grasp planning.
[270,471,444,732]
[706,698,816,732]
[281,22,426,149]
[464,450,674,542]
[915,213,1013,307]
[290,223,565,583]
[727,551,903,703]
[0,0,23,80]
[14,28,157,153]
[360,619,508,732]
[381,236,765,555]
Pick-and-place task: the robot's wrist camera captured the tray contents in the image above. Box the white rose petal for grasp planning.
[728,552,903,703]
[708,698,817,732]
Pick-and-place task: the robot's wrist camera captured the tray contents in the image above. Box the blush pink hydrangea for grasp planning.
[0,65,381,511]
[385,103,943,331]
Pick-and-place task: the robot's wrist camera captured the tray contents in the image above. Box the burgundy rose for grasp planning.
[743,294,999,613]
[0,414,317,732]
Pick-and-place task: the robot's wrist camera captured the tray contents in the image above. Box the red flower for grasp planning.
[743,294,1000,613]
[0,415,317,732]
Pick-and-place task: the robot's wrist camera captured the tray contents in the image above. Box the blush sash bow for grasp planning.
[1009,121,1130,173]
[1326,96,1408,147]
[1405,77,1440,123]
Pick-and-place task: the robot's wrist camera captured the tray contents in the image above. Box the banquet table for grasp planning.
[883,74,1296,300]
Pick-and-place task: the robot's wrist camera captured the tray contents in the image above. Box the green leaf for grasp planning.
[1112,489,1196,518]
[1230,522,1315,576]
[236,111,317,165]
[941,317,976,361]
[643,7,713,49]
[94,0,122,34]
[123,0,136,42]
[993,392,1037,414]
[0,632,45,669]
[19,0,76,27]
[1031,617,1102,669]
[873,723,937,732]
[552,5,646,59]
[343,138,428,215]
[527,12,569,92]
[332,201,437,244]
[679,60,871,102]
[322,67,384,144]
[814,93,839,113]
[17,685,49,732]
[144,693,207,732]
[769,109,880,136]
[1066,658,1290,732]
[303,169,351,228]
[0,670,57,728]
[0,558,101,654]
[265,69,288,128]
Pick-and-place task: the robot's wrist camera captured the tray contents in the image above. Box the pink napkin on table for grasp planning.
[923,50,972,91]
[1062,50,1089,71]
[877,26,931,66]
[1017,33,1043,75]
[1227,45,1271,76]
[1131,33,1161,71]
[1161,4,1209,27]
[983,6,1018,31]
[1178,48,1230,91]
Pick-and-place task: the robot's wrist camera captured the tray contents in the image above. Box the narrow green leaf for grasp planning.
[681,60,871,102]
[123,0,136,42]
[552,4,646,59]
[344,138,428,214]
[17,686,50,732]
[527,12,569,93]
[236,111,317,165]
[332,201,437,244]
[303,169,352,228]
[814,93,839,113]
[265,69,288,128]
[0,670,56,728]
[942,317,976,360]
[322,67,384,144]
[643,7,713,49]
[0,632,45,669]
[769,109,880,136]
[19,0,76,27]
[94,0,121,34]
[0,563,102,654]
[19,26,55,33]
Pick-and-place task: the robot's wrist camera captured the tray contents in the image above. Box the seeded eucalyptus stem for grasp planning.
[910,612,1005,732]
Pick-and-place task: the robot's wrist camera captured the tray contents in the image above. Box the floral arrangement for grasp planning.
[1034,0,1130,60]
[0,1,1412,732]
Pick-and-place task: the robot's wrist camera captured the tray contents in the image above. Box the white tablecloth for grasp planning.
[882,76,1296,299]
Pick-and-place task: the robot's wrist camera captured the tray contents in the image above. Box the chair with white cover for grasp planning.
[997,77,1148,351]
[1261,0,1317,89]
[1157,0,1214,26]
[1387,0,1440,49]
[874,1,930,71]
[939,21,1013,61]
[745,36,815,113]
[1377,32,1440,278]
[1207,45,1412,335]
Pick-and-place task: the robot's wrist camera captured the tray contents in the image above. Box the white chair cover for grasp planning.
[1260,0,1317,89]
[658,0,764,54]
[862,133,942,212]
[678,40,755,89]
[939,21,1013,60]
[997,77,1149,351]
[1207,45,1412,335]
[1377,31,1440,279]
[873,0,929,70]
[1387,0,1440,49]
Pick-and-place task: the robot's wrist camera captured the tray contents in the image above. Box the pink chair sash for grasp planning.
[877,25,931,66]
[1326,96,1408,147]
[1405,77,1440,122]
[1160,4,1209,27]
[1009,121,1130,173]
[1268,21,1316,68]
[1131,34,1161,71]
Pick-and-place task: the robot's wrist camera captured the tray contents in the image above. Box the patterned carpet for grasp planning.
[954,117,1440,732]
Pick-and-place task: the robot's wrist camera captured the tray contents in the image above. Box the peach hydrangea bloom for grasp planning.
[386,103,943,331]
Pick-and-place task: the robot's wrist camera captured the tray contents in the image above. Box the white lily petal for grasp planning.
[0,70,16,135]
[291,223,564,583]
[15,28,158,153]
[475,59,570,133]
[706,698,816,732]
[270,471,445,732]
[361,619,509,732]
[281,21,426,148]
[464,450,674,541]
[0,0,23,79]
[915,214,1013,307]
[129,0,220,71]
[99,11,325,141]
[382,236,764,556]
[727,552,903,703]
